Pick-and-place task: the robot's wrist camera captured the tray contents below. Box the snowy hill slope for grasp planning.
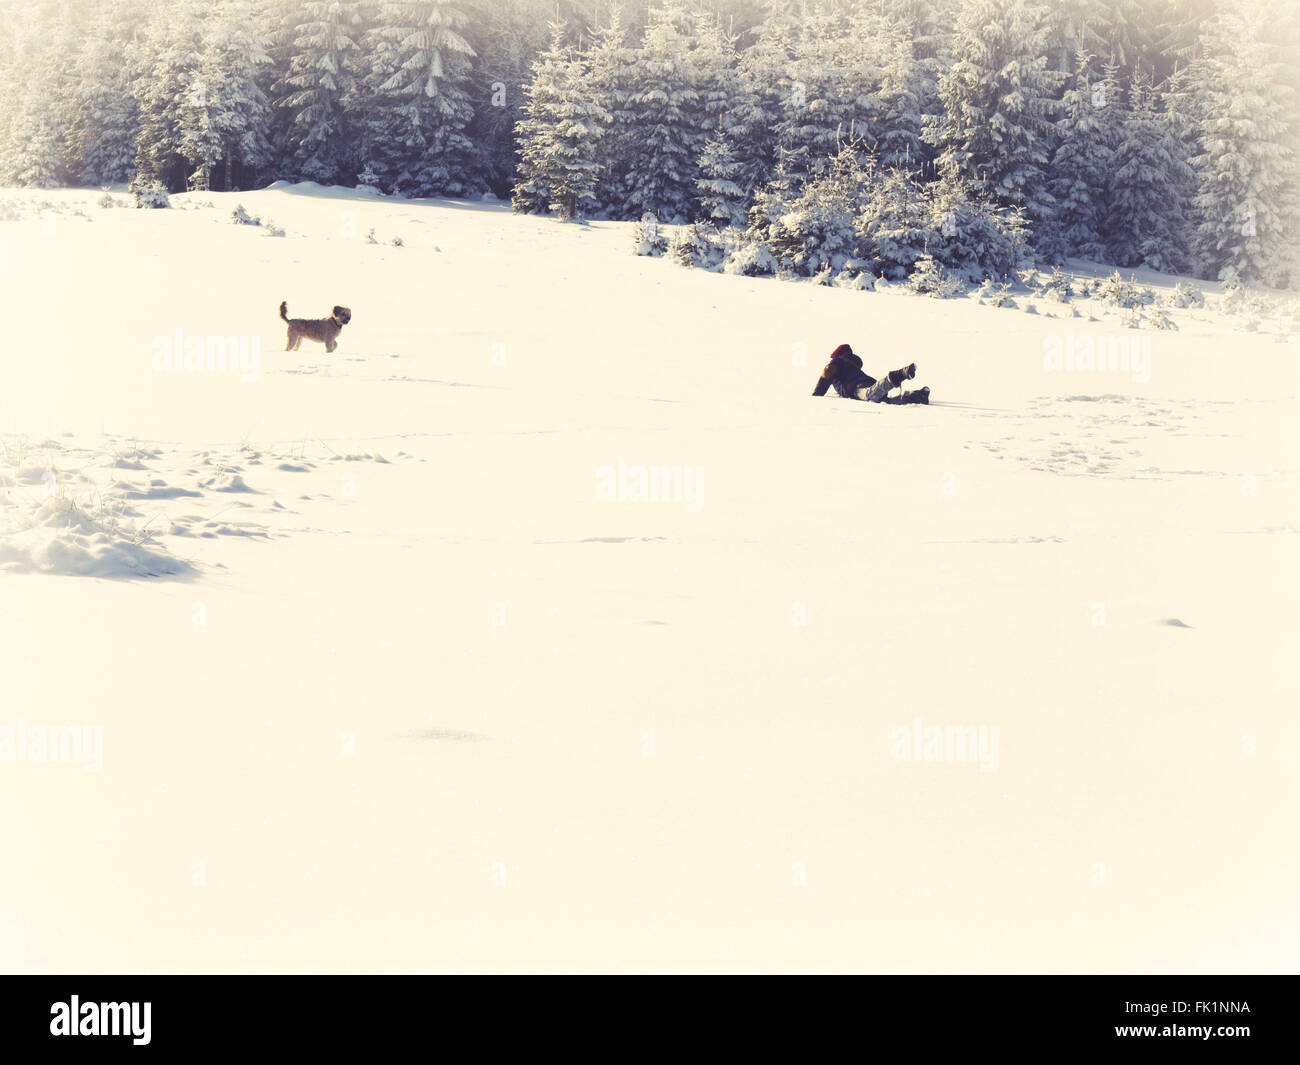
[1,185,1297,973]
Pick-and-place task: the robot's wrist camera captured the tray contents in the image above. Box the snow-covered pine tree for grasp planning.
[259,0,307,178]
[773,3,869,188]
[1145,0,1215,83]
[1045,0,1149,80]
[693,10,741,150]
[462,0,551,198]
[766,143,870,277]
[0,16,18,185]
[927,0,1065,253]
[866,4,927,173]
[1091,0,1153,77]
[133,0,208,190]
[357,1,477,196]
[731,2,795,199]
[63,0,147,186]
[276,0,362,185]
[1049,50,1120,261]
[511,24,609,219]
[618,0,708,222]
[0,0,87,188]
[889,0,958,179]
[695,128,747,226]
[1106,68,1194,272]
[1192,0,1299,287]
[182,0,273,191]
[585,2,638,215]
[1153,59,1204,260]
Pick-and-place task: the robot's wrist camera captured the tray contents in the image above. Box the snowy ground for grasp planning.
[1,184,1297,974]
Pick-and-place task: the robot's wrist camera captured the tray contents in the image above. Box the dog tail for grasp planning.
[279,300,289,322]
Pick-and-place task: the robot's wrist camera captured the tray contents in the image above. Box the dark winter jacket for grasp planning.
[812,344,876,399]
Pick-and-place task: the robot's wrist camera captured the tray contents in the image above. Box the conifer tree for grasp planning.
[358,1,477,196]
[618,0,707,221]
[1192,0,1299,286]
[928,0,1065,251]
[1108,69,1194,272]
[276,0,363,184]
[696,129,747,226]
[512,25,609,218]
[1049,51,1120,260]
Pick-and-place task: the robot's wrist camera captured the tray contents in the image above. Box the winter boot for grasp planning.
[883,386,930,405]
[864,365,916,403]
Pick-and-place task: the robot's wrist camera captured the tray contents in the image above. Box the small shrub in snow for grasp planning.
[391,235,404,247]
[1121,306,1143,329]
[129,177,171,209]
[896,170,1028,281]
[230,204,260,225]
[97,189,115,209]
[906,254,965,298]
[812,262,834,286]
[1220,285,1273,321]
[864,171,935,279]
[364,227,378,245]
[723,241,775,277]
[633,216,667,257]
[357,162,381,188]
[1248,292,1276,318]
[717,150,1027,288]
[1148,308,1179,330]
[684,224,727,271]
[978,280,1016,308]
[262,218,285,238]
[1097,270,1149,310]
[668,225,706,268]
[1024,302,1039,314]
[1165,282,1205,309]
[836,270,875,291]
[767,149,863,277]
[1039,267,1073,302]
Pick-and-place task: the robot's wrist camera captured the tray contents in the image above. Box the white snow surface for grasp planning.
[0,185,1297,973]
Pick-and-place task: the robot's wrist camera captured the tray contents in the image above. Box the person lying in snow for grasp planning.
[811,344,930,404]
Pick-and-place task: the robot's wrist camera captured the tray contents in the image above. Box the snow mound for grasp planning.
[0,497,193,578]
[199,471,257,493]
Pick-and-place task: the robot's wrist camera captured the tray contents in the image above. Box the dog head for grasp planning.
[331,306,352,326]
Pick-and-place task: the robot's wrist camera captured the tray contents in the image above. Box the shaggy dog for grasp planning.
[280,301,352,352]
